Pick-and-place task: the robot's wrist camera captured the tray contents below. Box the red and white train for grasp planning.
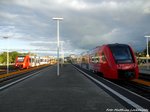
[74,43,139,80]
[15,55,56,69]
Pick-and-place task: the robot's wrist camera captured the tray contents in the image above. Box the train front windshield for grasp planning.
[17,56,25,62]
[109,45,134,64]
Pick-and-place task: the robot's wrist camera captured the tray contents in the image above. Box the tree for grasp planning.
[9,51,20,63]
[0,52,7,64]
[0,51,28,64]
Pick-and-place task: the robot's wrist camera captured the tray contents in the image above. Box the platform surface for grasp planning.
[139,65,150,75]
[0,64,125,112]
[139,69,150,75]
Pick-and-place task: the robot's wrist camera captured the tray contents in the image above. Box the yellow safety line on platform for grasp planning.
[0,64,50,79]
[132,79,150,86]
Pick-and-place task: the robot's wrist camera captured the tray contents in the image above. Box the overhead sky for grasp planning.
[0,0,150,56]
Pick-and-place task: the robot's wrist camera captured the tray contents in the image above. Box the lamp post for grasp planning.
[60,41,64,66]
[3,37,9,74]
[52,17,63,76]
[144,35,150,69]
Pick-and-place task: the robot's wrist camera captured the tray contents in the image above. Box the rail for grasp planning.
[0,64,51,79]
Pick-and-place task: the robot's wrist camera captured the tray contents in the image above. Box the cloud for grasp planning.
[0,0,150,56]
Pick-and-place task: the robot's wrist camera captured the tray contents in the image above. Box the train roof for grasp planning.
[93,43,129,48]
[81,43,130,54]
[107,43,129,47]
[89,43,130,51]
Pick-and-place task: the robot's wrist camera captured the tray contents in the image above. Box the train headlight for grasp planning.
[117,64,122,69]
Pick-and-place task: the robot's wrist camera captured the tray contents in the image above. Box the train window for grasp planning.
[82,58,85,63]
[91,57,95,63]
[32,58,35,62]
[94,53,100,63]
[18,56,25,62]
[109,45,133,63]
[95,56,100,63]
[102,53,106,62]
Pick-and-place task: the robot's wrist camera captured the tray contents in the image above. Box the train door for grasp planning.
[35,57,40,66]
[89,54,94,71]
[100,52,108,76]
[94,52,100,72]
[26,56,30,69]
[29,57,32,67]
[85,54,90,70]
[29,56,35,67]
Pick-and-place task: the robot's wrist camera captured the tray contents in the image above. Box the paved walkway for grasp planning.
[0,64,125,112]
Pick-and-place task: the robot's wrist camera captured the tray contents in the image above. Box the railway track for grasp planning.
[0,65,18,75]
[139,73,150,81]
[0,71,6,75]
[112,80,150,100]
[74,65,150,100]
[0,69,18,75]
[0,64,51,84]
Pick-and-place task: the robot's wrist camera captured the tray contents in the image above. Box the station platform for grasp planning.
[139,65,150,75]
[0,64,125,112]
[139,69,150,75]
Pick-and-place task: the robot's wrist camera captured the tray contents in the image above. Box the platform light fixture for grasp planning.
[144,35,150,69]
[52,17,63,76]
[3,36,9,74]
[144,35,150,57]
[60,41,64,66]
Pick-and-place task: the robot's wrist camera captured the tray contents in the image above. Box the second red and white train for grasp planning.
[15,55,56,69]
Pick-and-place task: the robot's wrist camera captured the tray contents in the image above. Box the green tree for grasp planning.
[0,52,7,64]
[10,51,20,63]
[0,55,3,64]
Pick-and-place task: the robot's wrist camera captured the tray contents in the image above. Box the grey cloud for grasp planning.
[0,0,150,55]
